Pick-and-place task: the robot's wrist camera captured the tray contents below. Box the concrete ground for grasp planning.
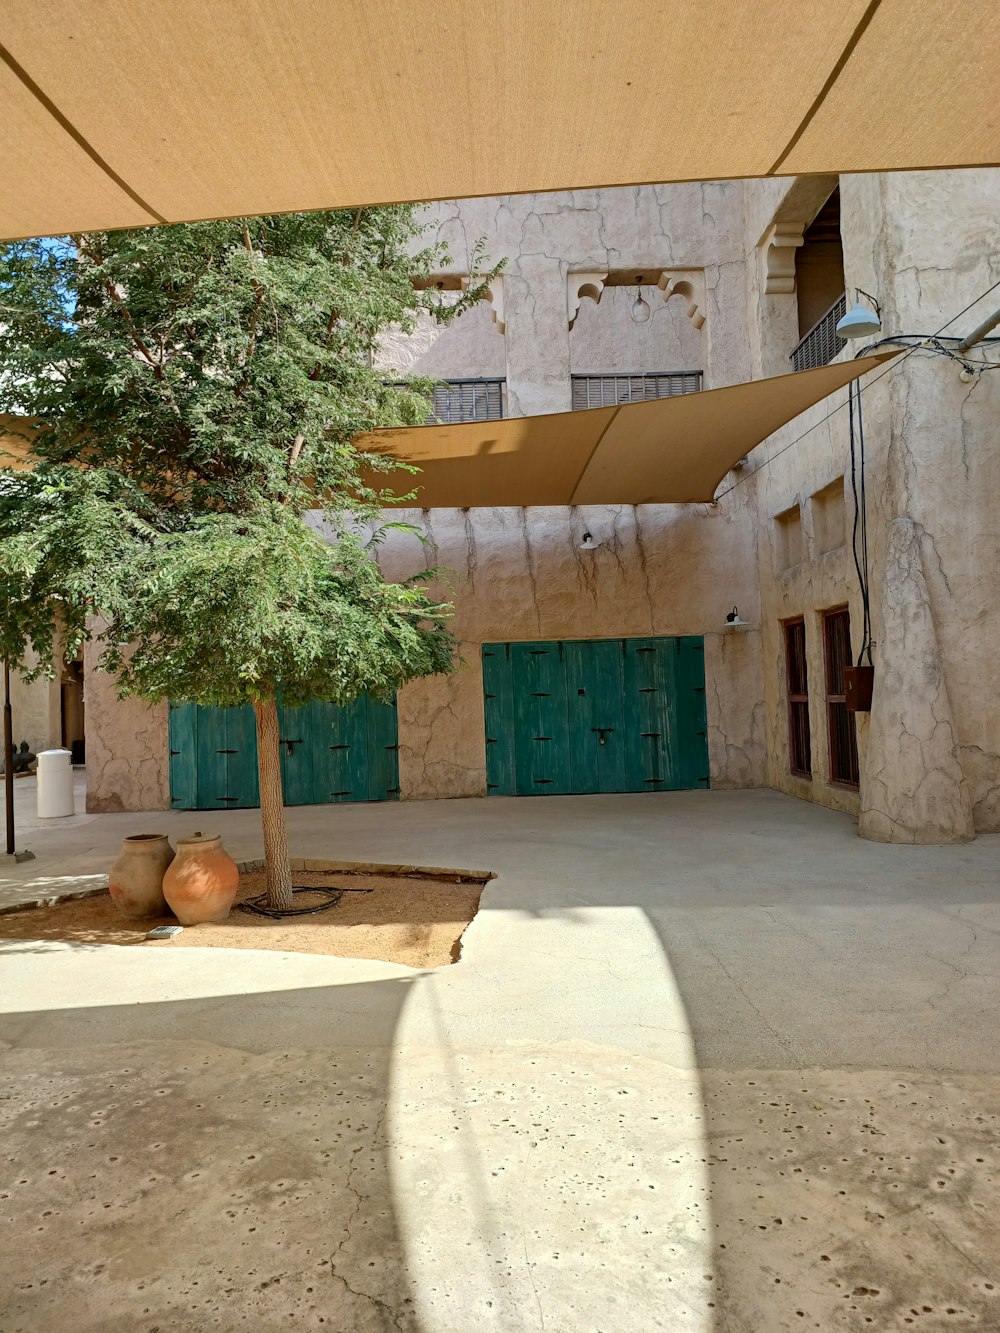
[1,785,998,1331]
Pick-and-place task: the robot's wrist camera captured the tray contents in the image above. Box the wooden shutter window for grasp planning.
[823,607,860,788]
[783,618,812,778]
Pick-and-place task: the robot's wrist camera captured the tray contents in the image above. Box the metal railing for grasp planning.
[571,371,703,409]
[790,292,847,372]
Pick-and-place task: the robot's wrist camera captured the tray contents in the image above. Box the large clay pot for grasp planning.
[108,834,175,920]
[162,832,240,925]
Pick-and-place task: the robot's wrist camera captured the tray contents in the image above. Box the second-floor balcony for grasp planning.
[790,293,847,372]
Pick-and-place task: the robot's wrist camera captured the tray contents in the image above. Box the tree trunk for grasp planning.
[252,696,294,911]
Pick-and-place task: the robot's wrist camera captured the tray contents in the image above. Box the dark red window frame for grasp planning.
[823,606,860,789]
[783,617,812,779]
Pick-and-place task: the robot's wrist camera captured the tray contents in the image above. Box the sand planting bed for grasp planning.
[0,867,489,969]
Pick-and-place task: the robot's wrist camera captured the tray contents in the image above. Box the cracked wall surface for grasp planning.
[80,171,999,839]
[374,502,764,799]
[84,632,170,813]
[744,168,1000,839]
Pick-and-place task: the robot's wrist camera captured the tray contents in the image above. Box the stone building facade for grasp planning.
[71,169,1000,841]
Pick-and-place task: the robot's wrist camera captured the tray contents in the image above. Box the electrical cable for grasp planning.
[715,273,1000,501]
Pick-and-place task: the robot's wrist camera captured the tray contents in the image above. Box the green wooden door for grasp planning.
[168,695,399,810]
[482,636,709,797]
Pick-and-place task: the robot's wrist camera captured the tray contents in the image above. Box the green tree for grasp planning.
[0,212,499,908]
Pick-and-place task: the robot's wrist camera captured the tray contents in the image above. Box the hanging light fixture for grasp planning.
[836,288,882,340]
[630,274,651,325]
[725,605,749,629]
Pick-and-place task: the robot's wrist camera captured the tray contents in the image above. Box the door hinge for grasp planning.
[693,686,706,694]
[329,744,350,750]
[640,732,660,738]
[530,691,551,697]
[330,790,353,797]
[216,748,238,754]
[639,687,658,693]
[532,736,553,741]
[385,787,400,795]
[533,778,554,784]
[169,749,181,756]
[217,795,239,802]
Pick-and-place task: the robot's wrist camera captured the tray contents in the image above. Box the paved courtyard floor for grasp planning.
[1,786,998,1331]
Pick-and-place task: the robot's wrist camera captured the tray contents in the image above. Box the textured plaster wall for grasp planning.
[744,168,1000,838]
[371,501,763,799]
[86,180,767,812]
[84,170,999,839]
[6,654,60,759]
[84,633,170,813]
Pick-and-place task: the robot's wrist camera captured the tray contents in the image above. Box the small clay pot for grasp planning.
[162,832,240,925]
[108,834,175,920]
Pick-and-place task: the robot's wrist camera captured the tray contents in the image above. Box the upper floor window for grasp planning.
[790,188,846,372]
[571,371,702,410]
[390,377,505,424]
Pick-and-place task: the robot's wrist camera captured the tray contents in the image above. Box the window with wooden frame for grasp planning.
[823,607,860,788]
[783,618,811,778]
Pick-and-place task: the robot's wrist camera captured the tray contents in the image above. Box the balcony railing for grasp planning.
[790,292,847,372]
[571,371,703,409]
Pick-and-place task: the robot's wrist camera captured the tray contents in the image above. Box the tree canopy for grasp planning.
[0,208,498,706]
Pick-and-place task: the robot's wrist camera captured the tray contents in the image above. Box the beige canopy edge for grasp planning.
[360,352,899,509]
[1,1,999,241]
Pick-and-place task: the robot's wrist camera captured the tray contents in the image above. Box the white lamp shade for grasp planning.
[631,294,651,324]
[836,302,881,339]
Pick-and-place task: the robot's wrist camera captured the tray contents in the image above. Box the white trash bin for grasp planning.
[36,748,75,818]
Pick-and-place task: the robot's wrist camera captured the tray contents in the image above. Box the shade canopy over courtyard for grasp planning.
[1,354,897,505]
[1,0,999,241]
[361,352,897,506]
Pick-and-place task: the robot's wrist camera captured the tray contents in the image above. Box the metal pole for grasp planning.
[957,305,1000,352]
[4,657,14,856]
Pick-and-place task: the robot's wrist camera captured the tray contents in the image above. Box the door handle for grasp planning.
[279,737,303,756]
[591,727,614,746]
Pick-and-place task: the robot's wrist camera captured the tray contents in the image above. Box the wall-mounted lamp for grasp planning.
[837,288,882,340]
[630,275,651,325]
[725,605,749,629]
[579,530,602,551]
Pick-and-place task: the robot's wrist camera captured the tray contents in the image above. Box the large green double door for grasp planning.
[168,696,399,810]
[482,636,709,796]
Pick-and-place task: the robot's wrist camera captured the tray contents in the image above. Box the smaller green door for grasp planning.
[169,695,399,809]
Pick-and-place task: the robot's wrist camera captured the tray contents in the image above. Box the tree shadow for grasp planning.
[1,973,424,1331]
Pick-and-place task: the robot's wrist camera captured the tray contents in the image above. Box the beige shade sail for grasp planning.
[1,1,998,240]
[360,352,898,508]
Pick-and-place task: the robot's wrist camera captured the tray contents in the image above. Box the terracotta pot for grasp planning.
[162,832,240,925]
[108,834,175,920]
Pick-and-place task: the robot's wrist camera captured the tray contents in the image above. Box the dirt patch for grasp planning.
[0,869,486,969]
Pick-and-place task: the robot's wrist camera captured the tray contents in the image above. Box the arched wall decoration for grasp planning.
[483,275,506,335]
[567,271,608,331]
[418,273,506,334]
[657,271,707,329]
[761,222,806,294]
